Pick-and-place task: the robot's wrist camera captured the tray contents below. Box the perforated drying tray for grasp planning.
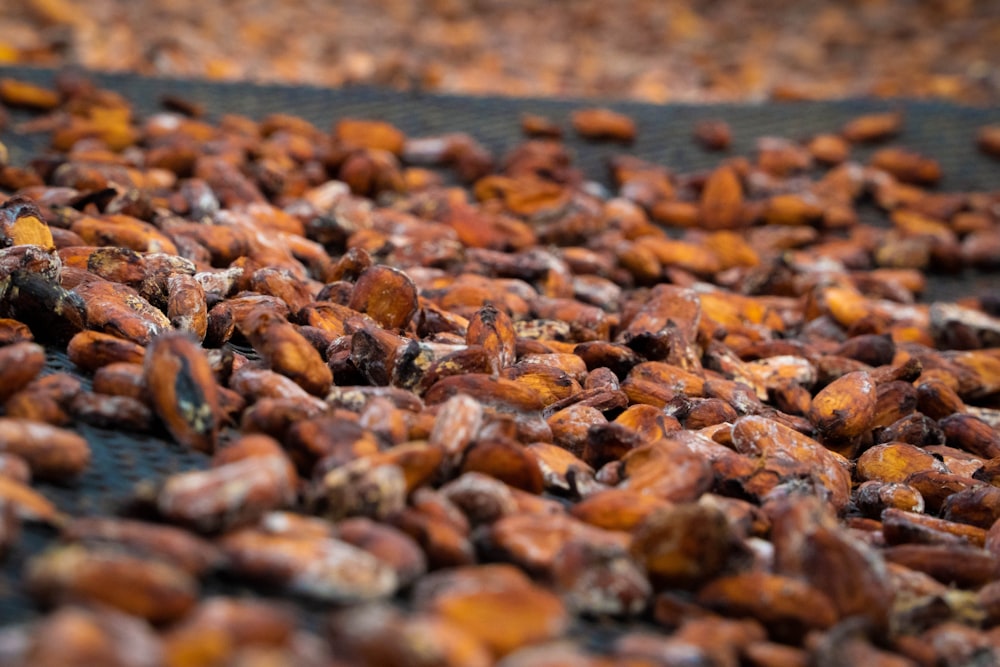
[0,65,999,627]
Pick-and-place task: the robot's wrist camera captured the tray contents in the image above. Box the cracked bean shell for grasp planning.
[856,442,948,484]
[348,265,419,330]
[808,370,876,441]
[730,415,851,511]
[240,307,332,397]
[143,332,220,453]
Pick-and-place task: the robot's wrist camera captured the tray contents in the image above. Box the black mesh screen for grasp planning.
[0,64,999,627]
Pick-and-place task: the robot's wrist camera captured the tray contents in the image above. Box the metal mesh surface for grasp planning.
[2,66,999,191]
[0,65,999,627]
